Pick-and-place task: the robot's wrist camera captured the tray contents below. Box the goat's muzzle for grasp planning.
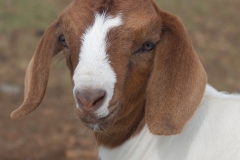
[75,89,106,112]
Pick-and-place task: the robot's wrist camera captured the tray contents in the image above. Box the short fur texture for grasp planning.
[11,0,240,159]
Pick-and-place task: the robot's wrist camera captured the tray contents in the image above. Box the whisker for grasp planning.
[95,131,99,150]
[100,125,115,139]
[85,130,93,146]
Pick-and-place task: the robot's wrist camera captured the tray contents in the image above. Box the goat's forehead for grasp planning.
[80,13,123,57]
[59,0,159,28]
[57,0,161,59]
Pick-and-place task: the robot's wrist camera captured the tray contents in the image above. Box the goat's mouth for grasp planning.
[80,105,120,132]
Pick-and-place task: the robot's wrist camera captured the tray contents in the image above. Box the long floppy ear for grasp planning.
[11,20,62,119]
[145,9,207,135]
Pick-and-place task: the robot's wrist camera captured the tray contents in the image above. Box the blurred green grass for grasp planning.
[0,0,240,92]
[0,0,69,32]
[0,0,71,91]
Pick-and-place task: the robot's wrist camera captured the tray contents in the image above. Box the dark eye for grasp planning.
[58,35,68,48]
[142,41,155,51]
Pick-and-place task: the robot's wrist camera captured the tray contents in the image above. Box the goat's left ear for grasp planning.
[145,9,207,135]
[11,20,62,119]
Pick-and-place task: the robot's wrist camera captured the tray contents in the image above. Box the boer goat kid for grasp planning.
[11,0,240,160]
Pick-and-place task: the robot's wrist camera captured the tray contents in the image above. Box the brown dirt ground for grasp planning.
[0,84,98,160]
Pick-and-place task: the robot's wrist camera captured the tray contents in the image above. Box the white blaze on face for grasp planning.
[73,13,122,117]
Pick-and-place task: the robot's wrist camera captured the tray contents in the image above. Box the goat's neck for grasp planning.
[95,87,146,148]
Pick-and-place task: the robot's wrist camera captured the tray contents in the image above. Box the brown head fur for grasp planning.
[11,0,207,148]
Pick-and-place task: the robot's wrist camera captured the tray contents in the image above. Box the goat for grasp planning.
[11,0,240,159]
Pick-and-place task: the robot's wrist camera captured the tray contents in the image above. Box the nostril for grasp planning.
[75,89,106,111]
[93,90,106,105]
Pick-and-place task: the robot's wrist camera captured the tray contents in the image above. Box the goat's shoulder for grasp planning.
[202,84,240,113]
[182,84,240,159]
[193,85,240,135]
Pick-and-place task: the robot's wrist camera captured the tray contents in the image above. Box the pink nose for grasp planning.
[76,89,106,111]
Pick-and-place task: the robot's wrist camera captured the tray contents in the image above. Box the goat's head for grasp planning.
[11,0,207,146]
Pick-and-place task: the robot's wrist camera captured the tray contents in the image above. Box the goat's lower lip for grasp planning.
[87,123,101,131]
[82,104,120,131]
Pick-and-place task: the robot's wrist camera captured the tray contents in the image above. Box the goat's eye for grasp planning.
[58,35,68,48]
[142,42,155,51]
[132,41,156,54]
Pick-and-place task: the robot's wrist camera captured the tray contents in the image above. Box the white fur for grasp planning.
[99,85,240,160]
[73,13,122,117]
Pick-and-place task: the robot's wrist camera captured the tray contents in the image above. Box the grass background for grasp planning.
[0,0,239,159]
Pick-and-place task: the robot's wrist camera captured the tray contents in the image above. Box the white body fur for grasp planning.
[99,85,240,160]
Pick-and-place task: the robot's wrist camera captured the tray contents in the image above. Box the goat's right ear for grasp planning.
[145,10,207,135]
[11,20,62,119]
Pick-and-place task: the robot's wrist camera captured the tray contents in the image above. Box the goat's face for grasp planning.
[11,0,207,138]
[54,0,162,130]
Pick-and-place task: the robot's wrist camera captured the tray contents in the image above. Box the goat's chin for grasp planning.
[77,104,120,132]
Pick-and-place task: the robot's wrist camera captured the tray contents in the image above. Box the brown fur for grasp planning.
[10,20,62,118]
[146,5,207,135]
[11,0,207,148]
